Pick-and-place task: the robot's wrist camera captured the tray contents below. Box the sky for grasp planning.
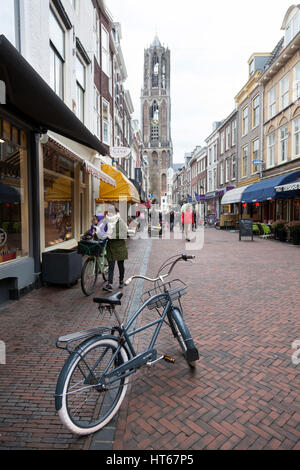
[106,0,293,163]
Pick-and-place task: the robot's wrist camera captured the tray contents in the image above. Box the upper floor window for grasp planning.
[284,9,300,46]
[280,74,289,110]
[241,146,248,177]
[252,95,260,128]
[268,86,276,119]
[0,0,20,49]
[293,117,300,159]
[231,154,236,180]
[94,10,100,65]
[102,98,110,145]
[101,25,109,76]
[225,126,230,151]
[49,9,65,99]
[242,106,248,135]
[267,132,275,168]
[76,55,85,122]
[220,132,225,154]
[225,158,229,182]
[279,125,288,162]
[231,120,236,146]
[294,63,300,101]
[220,160,224,185]
[94,87,100,138]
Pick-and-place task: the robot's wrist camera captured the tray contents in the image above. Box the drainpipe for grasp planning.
[31,132,42,288]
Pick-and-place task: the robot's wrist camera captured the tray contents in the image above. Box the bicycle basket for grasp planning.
[141,279,187,310]
[77,239,106,256]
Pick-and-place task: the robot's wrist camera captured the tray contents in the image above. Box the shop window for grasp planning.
[43,144,75,247]
[0,119,29,264]
[293,198,300,221]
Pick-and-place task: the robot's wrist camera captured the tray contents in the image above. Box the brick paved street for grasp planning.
[0,229,300,450]
[113,228,300,451]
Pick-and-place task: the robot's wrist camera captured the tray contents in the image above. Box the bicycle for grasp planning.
[55,253,199,436]
[77,237,108,296]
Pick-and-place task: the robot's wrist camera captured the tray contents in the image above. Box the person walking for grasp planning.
[103,207,128,292]
[182,204,194,241]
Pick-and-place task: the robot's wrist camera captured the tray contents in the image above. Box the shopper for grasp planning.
[103,207,128,292]
[182,204,194,241]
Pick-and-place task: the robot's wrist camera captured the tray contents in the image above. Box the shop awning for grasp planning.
[275,178,300,195]
[96,164,140,204]
[242,171,300,203]
[0,35,106,155]
[221,185,250,204]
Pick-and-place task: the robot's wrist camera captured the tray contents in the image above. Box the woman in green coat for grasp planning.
[103,208,128,292]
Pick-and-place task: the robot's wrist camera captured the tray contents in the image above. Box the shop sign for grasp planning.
[110,147,131,159]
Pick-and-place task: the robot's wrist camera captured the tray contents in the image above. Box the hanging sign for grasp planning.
[110,147,131,159]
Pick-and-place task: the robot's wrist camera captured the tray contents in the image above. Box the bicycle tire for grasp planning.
[169,307,199,367]
[55,336,129,436]
[81,257,98,296]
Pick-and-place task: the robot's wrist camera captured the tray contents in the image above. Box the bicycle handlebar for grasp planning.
[124,253,195,286]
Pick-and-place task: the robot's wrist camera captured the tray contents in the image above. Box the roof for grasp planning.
[263,37,284,72]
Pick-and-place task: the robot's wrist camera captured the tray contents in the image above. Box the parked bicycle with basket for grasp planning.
[77,236,108,296]
[55,253,199,435]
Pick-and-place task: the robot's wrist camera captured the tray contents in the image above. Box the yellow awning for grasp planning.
[96,164,140,204]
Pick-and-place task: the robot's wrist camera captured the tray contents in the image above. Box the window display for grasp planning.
[0,119,29,264]
[43,143,74,247]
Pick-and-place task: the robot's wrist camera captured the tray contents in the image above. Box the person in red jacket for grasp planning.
[181,204,194,241]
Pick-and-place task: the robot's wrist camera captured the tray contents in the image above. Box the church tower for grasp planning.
[141,35,173,205]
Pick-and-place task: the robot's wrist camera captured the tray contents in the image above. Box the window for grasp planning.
[293,117,300,159]
[231,120,236,146]
[225,158,229,182]
[279,125,288,162]
[49,9,65,99]
[280,74,289,110]
[231,155,236,180]
[208,148,212,165]
[94,87,100,138]
[0,119,29,263]
[213,168,217,190]
[252,95,260,128]
[242,146,248,177]
[0,0,20,49]
[220,131,225,154]
[150,101,159,141]
[101,25,109,76]
[94,10,100,64]
[76,55,85,122]
[102,99,110,145]
[267,132,275,167]
[285,10,300,46]
[294,63,300,100]
[152,53,159,88]
[213,143,217,162]
[43,144,75,247]
[268,86,276,119]
[225,126,230,150]
[251,139,259,173]
[220,161,224,185]
[242,107,248,135]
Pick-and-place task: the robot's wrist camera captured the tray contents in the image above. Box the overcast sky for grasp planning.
[106,0,293,163]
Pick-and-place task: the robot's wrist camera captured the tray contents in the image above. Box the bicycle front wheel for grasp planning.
[169,307,199,367]
[55,336,129,435]
[81,257,98,296]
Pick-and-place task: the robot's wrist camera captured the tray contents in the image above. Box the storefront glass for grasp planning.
[293,198,300,221]
[43,143,75,247]
[0,119,29,264]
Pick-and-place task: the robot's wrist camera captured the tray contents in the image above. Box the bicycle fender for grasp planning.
[55,335,128,412]
[170,307,199,360]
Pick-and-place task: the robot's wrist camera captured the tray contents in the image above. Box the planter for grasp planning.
[278,230,287,242]
[290,231,300,245]
[42,249,82,287]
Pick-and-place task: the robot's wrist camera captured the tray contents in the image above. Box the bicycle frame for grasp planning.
[101,292,176,384]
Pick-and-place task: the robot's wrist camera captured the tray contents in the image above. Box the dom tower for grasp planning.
[141,36,173,205]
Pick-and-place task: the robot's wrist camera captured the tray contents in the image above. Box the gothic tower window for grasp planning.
[152,151,158,166]
[161,55,166,89]
[152,53,159,88]
[151,101,159,141]
[161,150,167,168]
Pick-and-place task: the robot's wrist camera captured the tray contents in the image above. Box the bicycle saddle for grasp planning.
[93,292,123,306]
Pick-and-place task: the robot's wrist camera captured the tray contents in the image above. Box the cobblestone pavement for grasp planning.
[113,229,300,450]
[0,238,150,450]
[0,229,300,450]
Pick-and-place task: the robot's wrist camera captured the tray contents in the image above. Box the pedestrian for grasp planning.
[88,213,107,240]
[103,207,128,292]
[181,204,194,241]
[170,210,174,232]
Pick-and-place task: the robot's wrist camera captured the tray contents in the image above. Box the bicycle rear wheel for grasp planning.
[169,307,199,367]
[81,257,98,296]
[55,336,129,435]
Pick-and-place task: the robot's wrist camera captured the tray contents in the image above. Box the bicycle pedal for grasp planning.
[163,355,175,363]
